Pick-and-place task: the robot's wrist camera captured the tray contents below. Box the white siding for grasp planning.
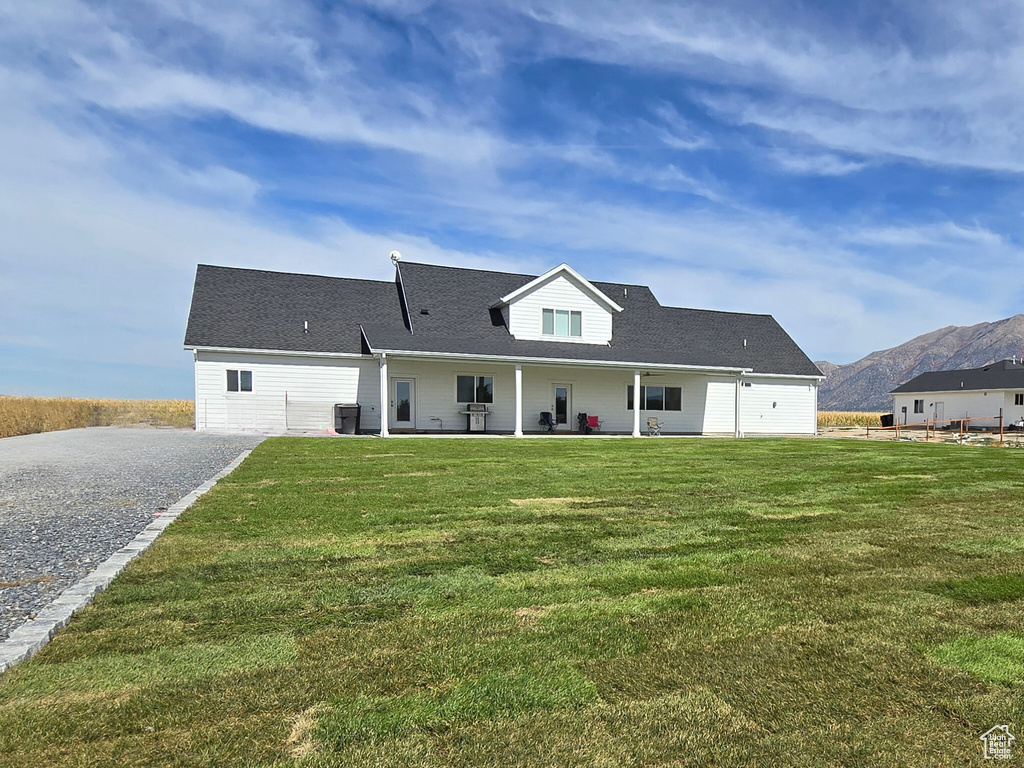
[703,378,740,433]
[387,361,741,434]
[893,390,1015,426]
[739,379,817,434]
[195,351,380,433]
[193,351,816,436]
[507,274,615,344]
[388,360,517,432]
[1004,390,1024,424]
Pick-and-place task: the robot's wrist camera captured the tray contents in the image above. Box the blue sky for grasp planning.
[2,1,1023,398]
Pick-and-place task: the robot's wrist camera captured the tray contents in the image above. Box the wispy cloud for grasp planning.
[3,0,1024,395]
[769,149,865,177]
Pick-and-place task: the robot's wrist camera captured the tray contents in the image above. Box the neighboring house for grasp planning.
[891,359,1024,426]
[183,259,822,436]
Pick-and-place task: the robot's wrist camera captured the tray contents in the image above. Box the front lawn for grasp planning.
[2,438,1023,766]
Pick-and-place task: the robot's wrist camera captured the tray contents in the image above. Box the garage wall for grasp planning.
[739,378,817,434]
[194,351,380,433]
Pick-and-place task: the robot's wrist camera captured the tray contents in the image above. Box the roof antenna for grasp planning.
[390,250,402,265]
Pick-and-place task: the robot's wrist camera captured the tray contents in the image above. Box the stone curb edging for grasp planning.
[0,449,254,674]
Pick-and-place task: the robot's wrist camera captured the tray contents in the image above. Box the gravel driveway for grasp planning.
[0,427,263,642]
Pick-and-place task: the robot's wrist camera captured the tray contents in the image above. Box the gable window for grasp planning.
[627,385,682,411]
[542,309,582,337]
[1016,394,1024,406]
[457,375,493,403]
[913,399,924,414]
[227,370,252,393]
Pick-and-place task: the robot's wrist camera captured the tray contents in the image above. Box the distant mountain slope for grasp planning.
[817,315,1024,411]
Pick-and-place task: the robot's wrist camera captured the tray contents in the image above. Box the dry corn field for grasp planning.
[817,410,885,427]
[0,397,194,439]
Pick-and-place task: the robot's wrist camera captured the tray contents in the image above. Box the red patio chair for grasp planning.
[588,415,602,432]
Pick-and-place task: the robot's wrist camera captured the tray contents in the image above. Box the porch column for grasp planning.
[813,381,819,437]
[379,353,389,437]
[632,370,641,437]
[734,374,742,438]
[514,364,523,437]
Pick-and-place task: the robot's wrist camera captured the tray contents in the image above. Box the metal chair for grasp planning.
[539,412,556,432]
[646,416,664,437]
[577,412,590,433]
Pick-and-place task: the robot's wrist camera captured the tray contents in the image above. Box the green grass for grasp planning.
[2,437,1024,767]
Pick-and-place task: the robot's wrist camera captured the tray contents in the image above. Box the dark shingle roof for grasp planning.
[183,265,404,354]
[185,261,822,376]
[891,360,1024,394]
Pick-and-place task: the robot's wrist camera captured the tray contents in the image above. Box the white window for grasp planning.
[227,370,252,393]
[913,399,924,414]
[457,375,493,403]
[627,385,682,411]
[1016,393,1024,406]
[542,308,582,337]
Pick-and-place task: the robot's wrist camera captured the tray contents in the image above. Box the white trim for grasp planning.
[379,353,389,437]
[734,375,742,438]
[514,364,523,437]
[189,344,819,380]
[495,263,624,313]
[813,381,819,437]
[192,349,199,431]
[741,372,825,381]
[632,370,641,437]
[188,345,368,360]
[390,375,417,429]
[368,347,751,374]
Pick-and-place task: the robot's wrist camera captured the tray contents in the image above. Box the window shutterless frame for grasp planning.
[456,374,494,403]
[541,308,582,337]
[627,385,681,411]
[227,369,253,392]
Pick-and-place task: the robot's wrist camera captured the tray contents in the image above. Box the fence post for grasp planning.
[1000,407,1004,446]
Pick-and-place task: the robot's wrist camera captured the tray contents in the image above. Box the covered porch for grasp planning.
[375,353,749,437]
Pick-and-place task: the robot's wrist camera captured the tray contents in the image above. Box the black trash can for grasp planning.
[334,403,361,435]
[880,413,894,428]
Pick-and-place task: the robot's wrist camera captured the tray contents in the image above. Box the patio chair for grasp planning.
[577,412,590,433]
[587,415,602,433]
[646,416,664,437]
[539,411,556,432]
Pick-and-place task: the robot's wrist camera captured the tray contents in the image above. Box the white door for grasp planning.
[552,384,572,430]
[934,402,944,421]
[391,379,415,429]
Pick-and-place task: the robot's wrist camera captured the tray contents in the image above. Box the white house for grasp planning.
[183,259,823,436]
[891,359,1024,427]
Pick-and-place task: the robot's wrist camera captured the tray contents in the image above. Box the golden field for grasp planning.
[817,410,885,427]
[0,397,194,439]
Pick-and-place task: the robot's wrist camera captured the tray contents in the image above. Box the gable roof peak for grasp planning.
[495,263,625,313]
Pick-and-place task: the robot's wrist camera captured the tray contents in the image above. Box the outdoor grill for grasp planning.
[460,402,490,432]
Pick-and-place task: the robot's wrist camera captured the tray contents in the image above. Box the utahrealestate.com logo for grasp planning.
[981,725,1015,760]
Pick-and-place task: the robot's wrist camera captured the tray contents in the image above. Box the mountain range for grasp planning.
[816,315,1024,411]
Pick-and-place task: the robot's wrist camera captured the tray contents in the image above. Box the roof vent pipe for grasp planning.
[303,320,308,333]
